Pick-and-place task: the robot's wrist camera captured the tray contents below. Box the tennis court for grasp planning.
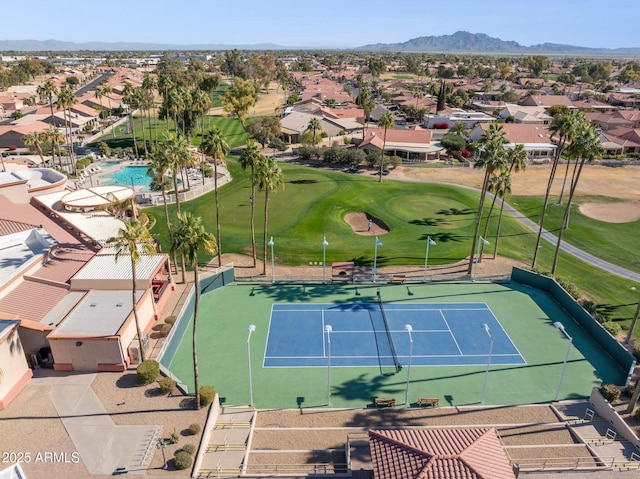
[265,302,524,368]
[164,281,629,408]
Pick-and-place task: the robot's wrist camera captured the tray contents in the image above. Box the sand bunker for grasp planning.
[579,202,640,223]
[344,212,390,235]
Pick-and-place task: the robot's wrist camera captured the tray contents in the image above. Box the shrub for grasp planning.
[173,451,192,470]
[602,321,621,337]
[182,443,196,455]
[164,315,177,325]
[136,360,160,385]
[633,344,640,361]
[580,299,598,315]
[599,384,621,404]
[199,386,216,407]
[159,323,172,338]
[188,423,202,435]
[158,377,176,395]
[556,277,581,300]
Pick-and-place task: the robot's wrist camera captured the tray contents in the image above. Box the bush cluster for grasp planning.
[136,359,159,385]
[602,321,621,337]
[199,386,216,407]
[556,277,581,300]
[181,443,196,455]
[632,344,640,361]
[158,377,176,395]
[173,451,192,470]
[188,423,201,435]
[599,384,621,404]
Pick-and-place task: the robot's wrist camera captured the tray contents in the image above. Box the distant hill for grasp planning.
[355,31,640,55]
[0,39,294,52]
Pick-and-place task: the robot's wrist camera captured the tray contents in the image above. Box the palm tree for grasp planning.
[55,86,77,173]
[94,84,106,130]
[378,112,395,182]
[191,88,211,147]
[531,110,581,269]
[166,88,184,133]
[256,156,284,276]
[46,127,65,170]
[239,140,262,267]
[450,121,468,138]
[306,117,321,145]
[122,82,140,159]
[147,145,176,282]
[134,87,149,156]
[37,80,58,127]
[467,134,508,274]
[107,218,156,363]
[142,75,157,142]
[23,132,47,167]
[200,126,230,267]
[171,212,218,410]
[487,170,512,258]
[550,122,602,276]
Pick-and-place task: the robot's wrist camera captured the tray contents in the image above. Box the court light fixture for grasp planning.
[267,236,275,283]
[325,325,333,405]
[373,236,382,282]
[404,324,413,405]
[322,236,329,284]
[247,324,256,406]
[480,323,493,404]
[423,236,437,282]
[553,322,572,401]
[473,236,490,282]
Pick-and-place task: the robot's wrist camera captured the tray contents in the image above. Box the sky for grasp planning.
[2,0,638,49]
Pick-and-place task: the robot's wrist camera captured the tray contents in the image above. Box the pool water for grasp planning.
[104,166,153,191]
[101,161,121,168]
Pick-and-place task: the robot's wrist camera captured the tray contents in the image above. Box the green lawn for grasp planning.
[91,115,248,150]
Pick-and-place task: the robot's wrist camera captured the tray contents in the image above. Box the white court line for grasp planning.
[439,309,463,356]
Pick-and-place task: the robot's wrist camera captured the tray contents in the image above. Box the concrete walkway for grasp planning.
[34,370,161,475]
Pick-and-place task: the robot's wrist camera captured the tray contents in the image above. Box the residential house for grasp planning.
[520,94,575,109]
[358,126,442,162]
[0,320,32,410]
[0,121,51,149]
[280,111,361,144]
[498,104,553,124]
[468,123,556,160]
[424,109,494,129]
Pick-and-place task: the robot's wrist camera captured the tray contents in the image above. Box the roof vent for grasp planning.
[116,303,123,307]
[371,132,375,136]
[90,303,97,307]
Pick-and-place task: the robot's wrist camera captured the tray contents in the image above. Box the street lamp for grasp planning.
[247,325,256,406]
[404,324,413,405]
[373,236,382,282]
[325,325,332,405]
[156,439,168,469]
[267,236,275,283]
[423,236,437,282]
[480,323,493,404]
[553,321,573,401]
[473,236,490,282]
[322,236,329,284]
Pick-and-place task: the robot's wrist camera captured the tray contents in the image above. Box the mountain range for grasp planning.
[0,32,639,54]
[355,31,640,55]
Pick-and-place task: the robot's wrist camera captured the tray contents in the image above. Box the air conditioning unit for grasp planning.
[142,332,149,349]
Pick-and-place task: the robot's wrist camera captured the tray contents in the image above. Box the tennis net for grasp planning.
[377,289,401,372]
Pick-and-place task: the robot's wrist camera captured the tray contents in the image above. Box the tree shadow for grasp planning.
[409,217,446,227]
[116,373,143,389]
[436,207,474,217]
[420,232,465,243]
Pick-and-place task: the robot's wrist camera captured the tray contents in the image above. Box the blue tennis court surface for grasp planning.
[264,302,525,368]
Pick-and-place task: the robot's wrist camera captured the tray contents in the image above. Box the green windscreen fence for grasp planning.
[158,267,235,373]
[511,267,635,386]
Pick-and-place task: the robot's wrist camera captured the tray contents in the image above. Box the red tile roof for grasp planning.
[0,279,69,323]
[0,219,38,236]
[369,428,515,479]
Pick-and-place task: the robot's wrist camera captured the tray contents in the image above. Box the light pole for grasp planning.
[322,236,329,284]
[247,324,256,406]
[156,439,168,469]
[423,236,437,282]
[473,236,490,282]
[480,323,493,404]
[554,321,573,401]
[267,236,275,283]
[325,325,332,405]
[404,324,413,405]
[373,236,382,282]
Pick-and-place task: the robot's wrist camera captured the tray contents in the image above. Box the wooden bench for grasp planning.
[417,397,440,407]
[392,274,406,284]
[375,397,396,407]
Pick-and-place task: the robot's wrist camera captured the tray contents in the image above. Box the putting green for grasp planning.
[167,281,627,409]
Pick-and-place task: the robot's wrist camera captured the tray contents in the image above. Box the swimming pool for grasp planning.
[104,166,153,191]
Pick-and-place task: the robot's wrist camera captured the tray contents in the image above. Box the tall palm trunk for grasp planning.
[550,157,586,276]
[214,159,222,267]
[467,169,491,274]
[532,142,565,268]
[130,112,139,159]
[493,197,507,259]
[139,113,147,156]
[262,189,270,276]
[478,190,499,262]
[556,158,572,204]
[250,166,257,267]
[193,262,201,409]
[160,186,176,283]
[130,260,146,362]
